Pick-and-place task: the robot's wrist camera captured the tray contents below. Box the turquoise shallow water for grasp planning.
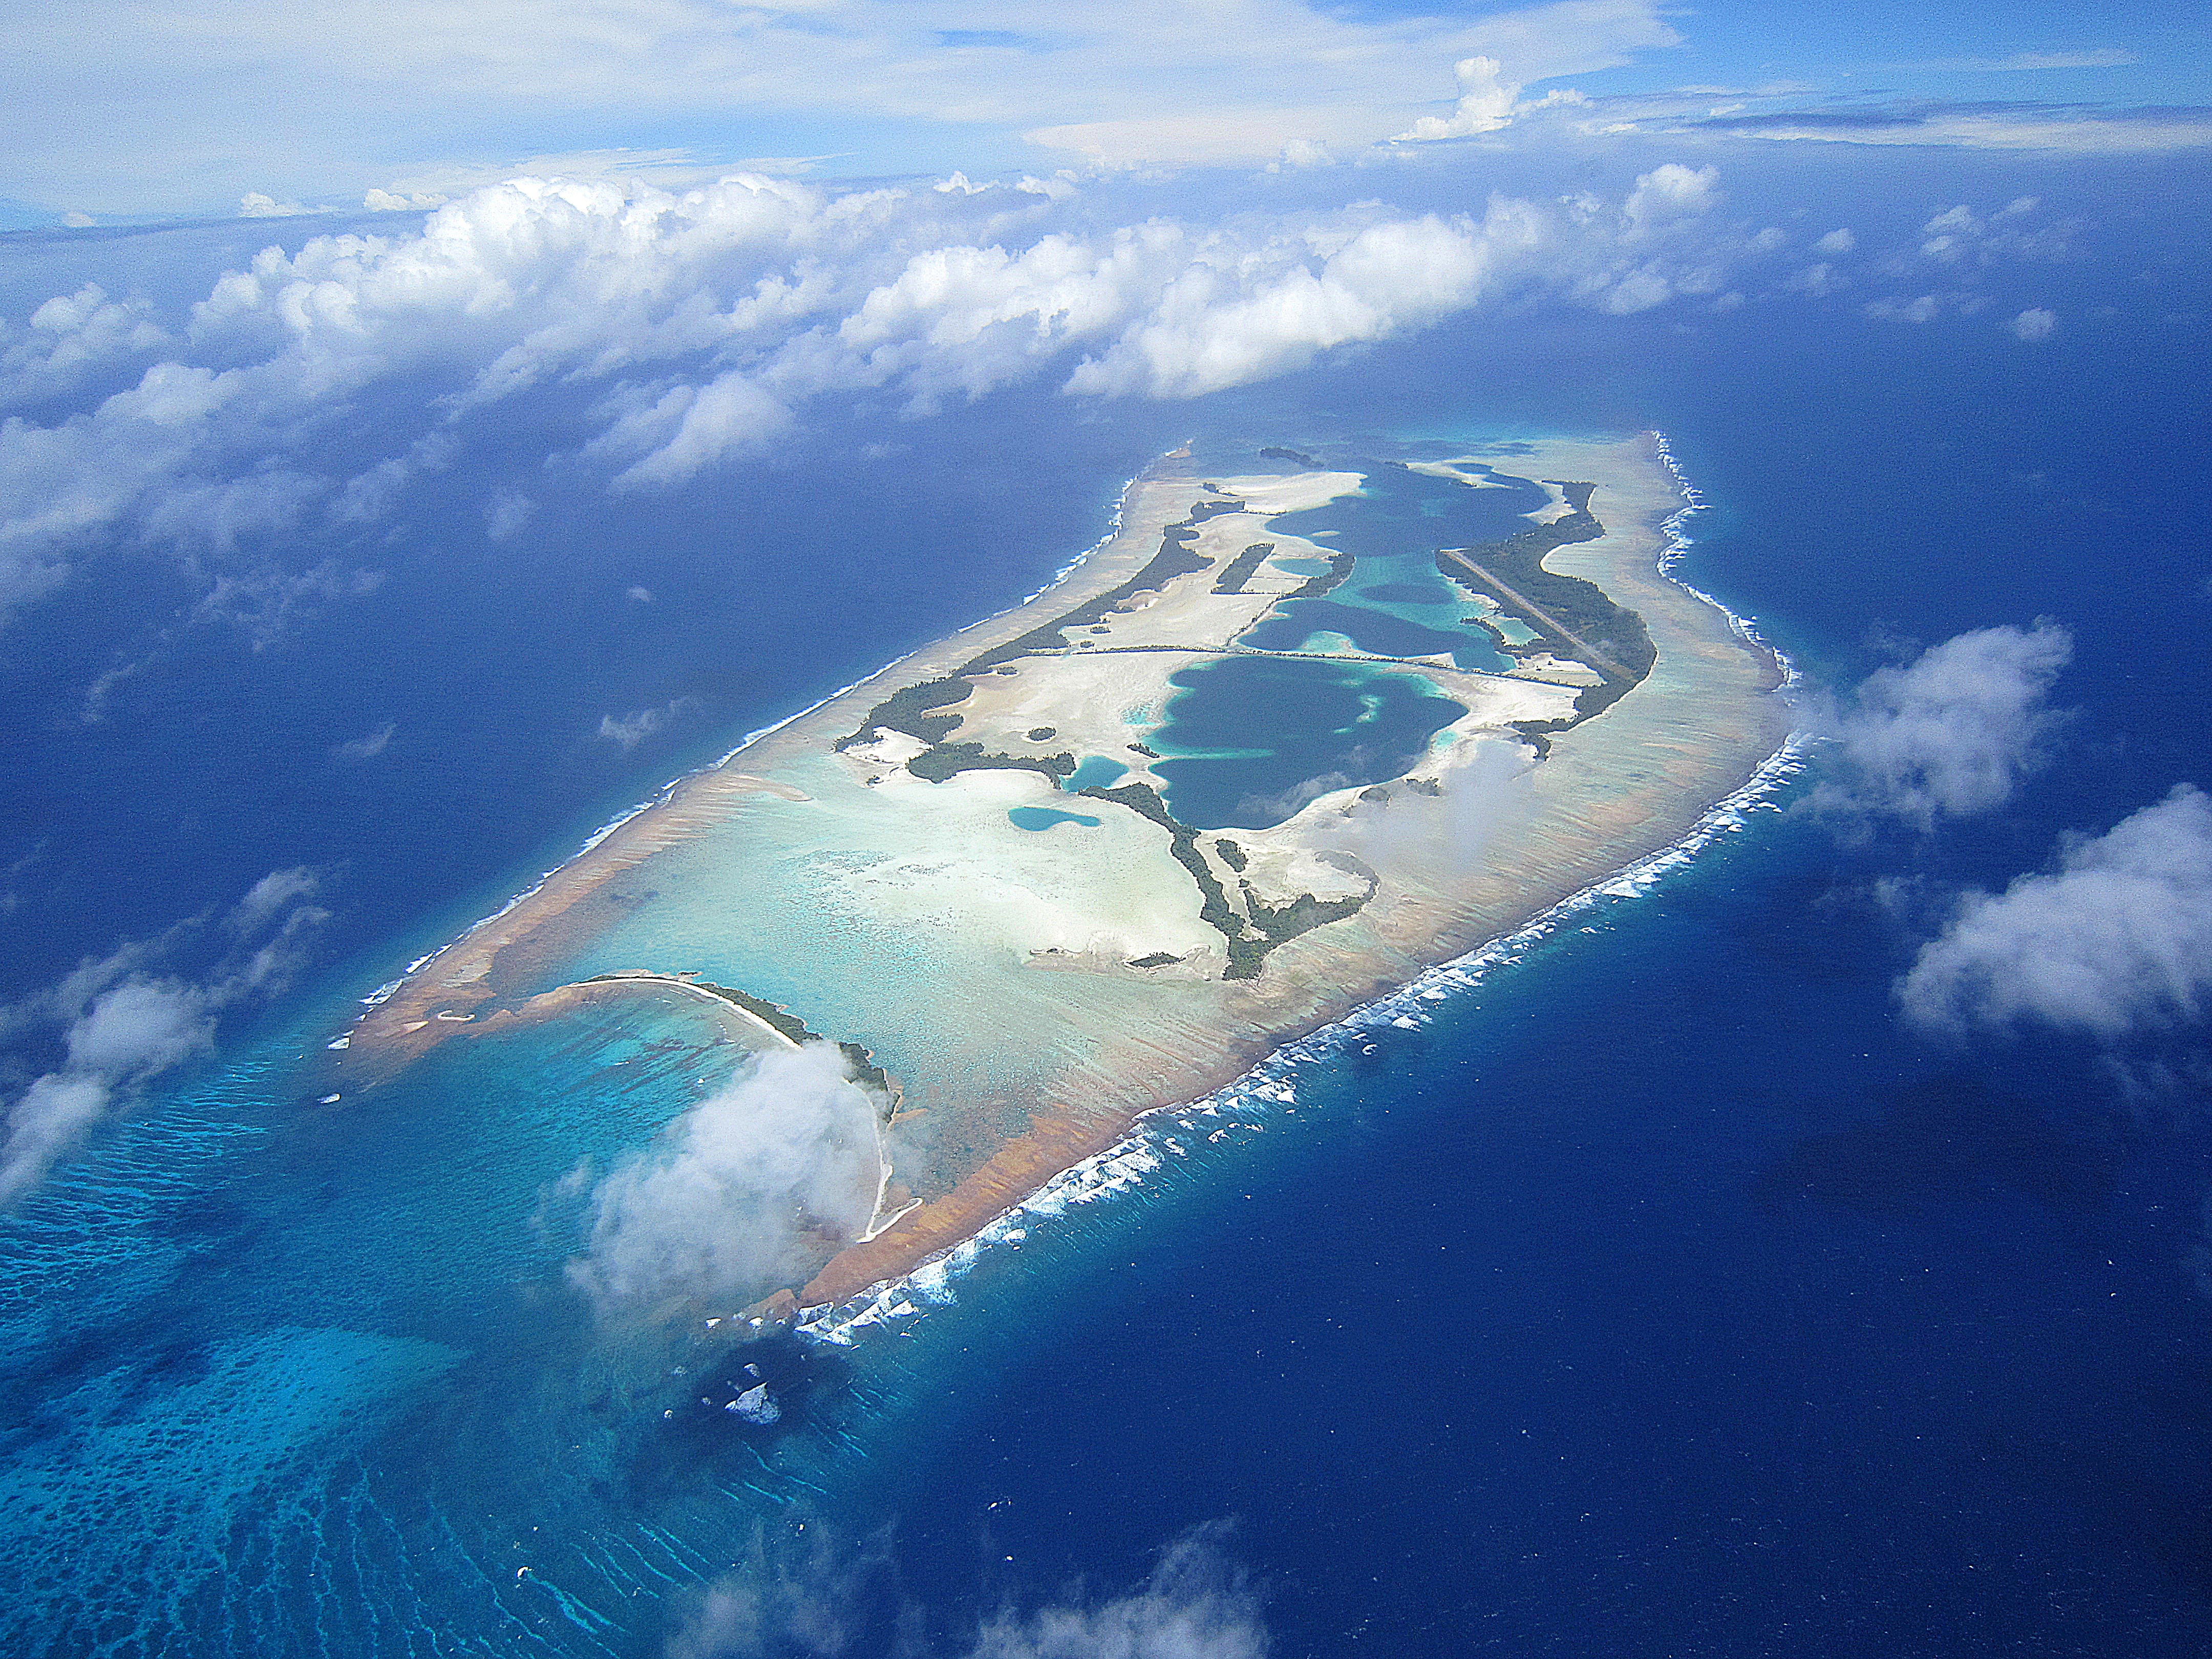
[1007,806,1101,831]
[0,996,865,1654]
[10,227,2212,1656]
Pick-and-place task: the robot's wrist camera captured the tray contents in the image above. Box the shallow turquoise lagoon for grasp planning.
[1008,805,1102,831]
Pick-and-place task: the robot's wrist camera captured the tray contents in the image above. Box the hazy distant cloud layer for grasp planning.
[0,871,328,1204]
[0,163,1794,628]
[5,0,1688,214]
[1819,622,2073,826]
[674,1522,1264,1659]
[1901,785,2212,1038]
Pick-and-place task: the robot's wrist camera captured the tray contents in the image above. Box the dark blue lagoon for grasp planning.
[1148,655,1467,830]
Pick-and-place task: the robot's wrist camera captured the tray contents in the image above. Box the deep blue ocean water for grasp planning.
[4,163,2212,1655]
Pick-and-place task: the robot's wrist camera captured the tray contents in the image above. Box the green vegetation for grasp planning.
[1078,780,1253,969]
[1211,542,1275,595]
[1213,838,1248,872]
[1077,780,1368,980]
[1126,951,1182,969]
[1434,482,1655,711]
[1286,550,1355,601]
[1242,887,1370,950]
[1026,726,1057,741]
[835,674,976,750]
[839,498,1235,762]
[906,744,1075,784]
[579,975,897,1108]
[1259,446,1317,466]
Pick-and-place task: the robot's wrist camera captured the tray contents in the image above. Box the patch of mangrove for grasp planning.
[1211,542,1276,595]
[575,974,897,1104]
[1434,480,1654,722]
[837,498,1243,774]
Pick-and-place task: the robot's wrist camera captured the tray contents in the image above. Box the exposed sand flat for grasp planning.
[1406,458,1513,488]
[345,434,1791,1313]
[1206,472,1365,514]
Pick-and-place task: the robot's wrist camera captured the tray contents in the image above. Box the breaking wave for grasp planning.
[801,431,1812,1347]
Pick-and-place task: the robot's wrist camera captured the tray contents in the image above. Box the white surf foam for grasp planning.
[799,433,1814,1348]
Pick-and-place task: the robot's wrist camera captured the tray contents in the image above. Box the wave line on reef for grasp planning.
[798,433,1812,1348]
[1650,431,1804,694]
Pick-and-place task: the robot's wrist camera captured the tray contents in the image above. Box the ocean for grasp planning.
[4,194,2212,1656]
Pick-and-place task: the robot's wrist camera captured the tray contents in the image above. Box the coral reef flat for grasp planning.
[347,433,1790,1310]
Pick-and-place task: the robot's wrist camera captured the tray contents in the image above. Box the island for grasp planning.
[336,432,1791,1324]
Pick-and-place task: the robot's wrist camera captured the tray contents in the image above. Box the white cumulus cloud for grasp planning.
[1391,56,1521,142]
[1818,622,2073,825]
[2011,306,2057,341]
[568,1041,886,1310]
[0,870,328,1204]
[0,164,1771,628]
[1901,786,2212,1038]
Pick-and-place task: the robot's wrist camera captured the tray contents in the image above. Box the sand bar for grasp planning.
[345,433,1791,1311]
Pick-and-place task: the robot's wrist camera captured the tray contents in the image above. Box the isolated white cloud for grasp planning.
[596,697,698,750]
[230,865,322,933]
[62,981,215,1076]
[673,1522,1264,1659]
[1815,228,1856,254]
[0,870,327,1204]
[2011,306,2057,341]
[333,720,397,759]
[1821,622,2072,824]
[569,1041,885,1309]
[364,188,447,211]
[1392,56,1521,142]
[1623,161,1718,229]
[1865,293,1943,323]
[1901,785,2212,1038]
[482,487,534,541]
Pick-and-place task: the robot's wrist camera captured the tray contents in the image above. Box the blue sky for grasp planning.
[1,0,2204,223]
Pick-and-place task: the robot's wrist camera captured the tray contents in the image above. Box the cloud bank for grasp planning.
[568,1041,885,1310]
[0,870,328,1204]
[0,163,1767,629]
[1819,622,2073,825]
[1900,785,2212,1039]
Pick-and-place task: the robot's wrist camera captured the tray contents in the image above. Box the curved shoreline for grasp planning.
[339,429,1794,1318]
[804,730,1812,1345]
[794,431,1801,1316]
